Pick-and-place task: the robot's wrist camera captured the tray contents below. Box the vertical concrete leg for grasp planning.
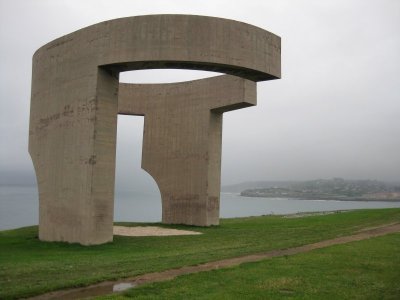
[142,107,221,226]
[29,68,118,245]
[206,112,223,224]
[88,68,119,243]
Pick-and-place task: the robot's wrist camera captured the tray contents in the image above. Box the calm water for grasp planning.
[1,185,400,230]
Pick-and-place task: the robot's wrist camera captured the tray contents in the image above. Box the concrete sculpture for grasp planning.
[29,15,281,245]
[119,75,256,226]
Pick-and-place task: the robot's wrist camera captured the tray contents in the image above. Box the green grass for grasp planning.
[110,233,400,300]
[1,208,400,299]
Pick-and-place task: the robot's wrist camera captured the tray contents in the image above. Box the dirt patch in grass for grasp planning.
[113,226,202,237]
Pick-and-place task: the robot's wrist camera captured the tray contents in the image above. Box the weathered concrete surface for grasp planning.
[118,75,256,226]
[29,15,281,245]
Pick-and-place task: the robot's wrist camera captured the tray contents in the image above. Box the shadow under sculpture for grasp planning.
[29,15,281,245]
[118,75,256,227]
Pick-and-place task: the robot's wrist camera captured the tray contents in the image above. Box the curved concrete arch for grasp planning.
[34,15,280,81]
[29,15,281,245]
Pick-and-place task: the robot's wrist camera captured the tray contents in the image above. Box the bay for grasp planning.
[1,185,400,230]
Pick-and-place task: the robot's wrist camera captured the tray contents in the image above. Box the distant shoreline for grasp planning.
[240,195,400,202]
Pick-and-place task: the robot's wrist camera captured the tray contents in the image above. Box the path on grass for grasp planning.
[30,222,400,300]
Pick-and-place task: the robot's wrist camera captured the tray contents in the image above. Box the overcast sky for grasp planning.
[0,0,399,194]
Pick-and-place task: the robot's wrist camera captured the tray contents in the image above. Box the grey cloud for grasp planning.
[1,0,399,193]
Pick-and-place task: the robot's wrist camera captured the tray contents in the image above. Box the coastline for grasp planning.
[240,195,400,202]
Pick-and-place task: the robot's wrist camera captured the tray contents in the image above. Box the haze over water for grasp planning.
[1,185,399,231]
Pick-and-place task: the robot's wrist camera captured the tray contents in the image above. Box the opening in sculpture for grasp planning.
[29,15,281,245]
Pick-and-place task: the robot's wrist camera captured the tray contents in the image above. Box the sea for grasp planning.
[1,185,400,230]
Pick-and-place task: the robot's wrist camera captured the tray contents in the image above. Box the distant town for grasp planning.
[239,178,400,201]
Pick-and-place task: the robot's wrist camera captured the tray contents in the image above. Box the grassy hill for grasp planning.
[1,208,400,299]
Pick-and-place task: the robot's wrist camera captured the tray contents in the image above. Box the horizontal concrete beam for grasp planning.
[118,75,256,115]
